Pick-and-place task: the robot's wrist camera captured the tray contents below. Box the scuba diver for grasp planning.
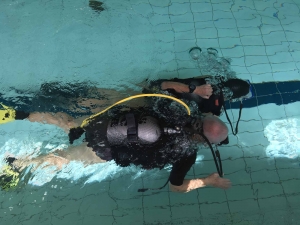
[0,94,231,192]
[143,76,251,116]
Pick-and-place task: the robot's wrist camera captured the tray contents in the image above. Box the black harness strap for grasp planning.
[198,133,223,177]
[220,89,243,136]
[223,102,243,135]
[126,113,138,142]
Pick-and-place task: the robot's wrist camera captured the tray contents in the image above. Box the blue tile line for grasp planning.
[226,81,300,109]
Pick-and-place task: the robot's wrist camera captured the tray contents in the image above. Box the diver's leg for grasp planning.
[8,154,70,172]
[30,154,70,170]
[10,144,104,173]
[77,88,147,113]
[28,112,80,132]
[53,143,106,164]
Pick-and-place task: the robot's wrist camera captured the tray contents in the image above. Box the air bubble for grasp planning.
[189,47,202,60]
[207,47,218,56]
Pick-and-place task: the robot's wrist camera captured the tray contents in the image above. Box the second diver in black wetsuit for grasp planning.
[144,76,251,116]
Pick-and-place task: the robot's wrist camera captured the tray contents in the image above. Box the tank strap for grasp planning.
[126,113,138,142]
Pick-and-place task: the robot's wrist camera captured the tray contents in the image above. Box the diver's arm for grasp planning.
[169,173,231,193]
[160,81,212,99]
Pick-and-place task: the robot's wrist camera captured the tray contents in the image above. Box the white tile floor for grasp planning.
[1,0,300,224]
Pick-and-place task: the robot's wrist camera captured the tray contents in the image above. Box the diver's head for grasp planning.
[0,165,20,191]
[223,79,250,99]
[193,115,228,144]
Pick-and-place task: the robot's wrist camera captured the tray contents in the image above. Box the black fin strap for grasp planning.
[126,113,138,142]
[215,149,223,176]
[5,157,17,166]
[15,111,30,120]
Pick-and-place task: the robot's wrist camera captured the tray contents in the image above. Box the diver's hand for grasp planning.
[194,84,213,99]
[204,173,231,189]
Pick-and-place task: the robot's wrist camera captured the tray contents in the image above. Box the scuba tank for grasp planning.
[106,113,162,145]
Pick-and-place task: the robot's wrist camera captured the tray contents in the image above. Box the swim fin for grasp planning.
[0,103,16,124]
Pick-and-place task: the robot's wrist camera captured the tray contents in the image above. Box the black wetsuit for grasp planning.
[83,107,200,186]
[144,77,224,116]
